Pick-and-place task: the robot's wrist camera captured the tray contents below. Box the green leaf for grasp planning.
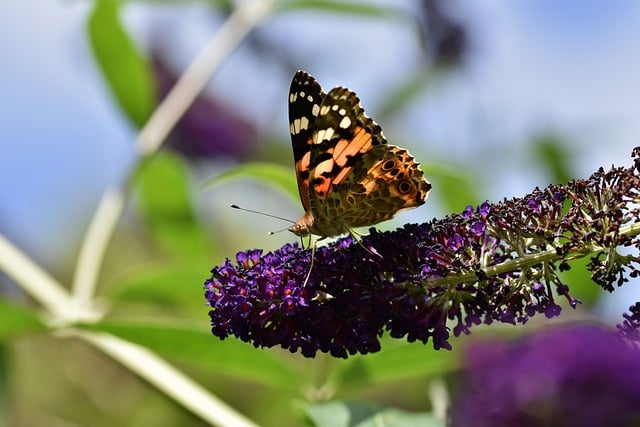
[376,69,447,121]
[203,162,299,202]
[532,135,574,184]
[135,152,210,256]
[0,344,9,427]
[88,0,156,127]
[426,162,481,213]
[302,401,443,427]
[85,321,303,390]
[559,256,604,307]
[279,0,403,18]
[106,259,212,316]
[0,297,46,340]
[330,337,461,390]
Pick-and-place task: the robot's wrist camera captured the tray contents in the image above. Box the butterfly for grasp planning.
[287,71,431,240]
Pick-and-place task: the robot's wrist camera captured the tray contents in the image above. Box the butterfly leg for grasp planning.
[302,240,316,287]
[348,228,383,260]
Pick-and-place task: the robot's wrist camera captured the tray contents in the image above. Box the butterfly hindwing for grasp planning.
[331,144,430,228]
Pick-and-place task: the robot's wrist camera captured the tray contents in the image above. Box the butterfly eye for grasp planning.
[397,180,413,194]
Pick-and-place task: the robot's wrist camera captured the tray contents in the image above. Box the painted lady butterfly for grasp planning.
[288,71,431,239]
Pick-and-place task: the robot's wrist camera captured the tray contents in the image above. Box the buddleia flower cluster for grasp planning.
[204,148,640,358]
[450,324,640,427]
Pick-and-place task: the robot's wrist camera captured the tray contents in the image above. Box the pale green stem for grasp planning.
[0,234,73,320]
[135,0,275,156]
[64,329,259,427]
[70,0,275,310]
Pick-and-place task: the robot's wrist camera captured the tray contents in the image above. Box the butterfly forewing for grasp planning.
[308,86,389,206]
[289,71,325,212]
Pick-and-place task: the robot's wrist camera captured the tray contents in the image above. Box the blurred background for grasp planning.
[1,0,640,425]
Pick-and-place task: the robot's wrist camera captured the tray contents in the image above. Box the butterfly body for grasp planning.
[288,71,431,238]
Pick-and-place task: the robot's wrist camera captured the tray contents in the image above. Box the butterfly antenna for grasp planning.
[230,204,296,235]
[267,226,292,235]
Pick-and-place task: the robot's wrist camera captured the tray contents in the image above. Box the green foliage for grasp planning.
[0,345,7,426]
[0,297,45,341]
[376,69,445,121]
[85,321,303,390]
[427,162,481,213]
[204,161,300,202]
[532,136,603,306]
[134,152,211,256]
[302,401,443,427]
[88,0,156,127]
[532,134,574,184]
[330,337,460,392]
[106,260,212,316]
[279,0,403,18]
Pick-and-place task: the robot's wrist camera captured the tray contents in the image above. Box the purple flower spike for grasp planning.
[204,148,640,358]
[451,325,640,427]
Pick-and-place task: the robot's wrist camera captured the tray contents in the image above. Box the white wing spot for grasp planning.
[320,105,330,115]
[331,104,339,111]
[339,116,351,129]
[312,104,320,116]
[300,91,306,98]
[292,117,310,134]
[307,95,314,102]
[300,116,309,131]
[289,93,297,103]
[339,108,346,116]
[314,127,335,144]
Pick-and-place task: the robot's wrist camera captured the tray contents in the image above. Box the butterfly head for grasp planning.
[289,211,314,237]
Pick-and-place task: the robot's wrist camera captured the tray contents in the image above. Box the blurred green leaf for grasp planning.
[135,152,211,256]
[203,162,299,202]
[377,69,448,121]
[279,0,403,18]
[85,321,303,390]
[0,297,46,340]
[331,337,460,391]
[88,0,156,127]
[302,401,442,427]
[532,135,574,184]
[426,162,481,214]
[559,256,603,308]
[0,344,7,426]
[106,259,212,315]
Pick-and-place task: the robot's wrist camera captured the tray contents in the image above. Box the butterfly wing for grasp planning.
[288,71,431,238]
[330,144,431,228]
[288,71,325,213]
[308,86,387,201]
[308,86,431,235]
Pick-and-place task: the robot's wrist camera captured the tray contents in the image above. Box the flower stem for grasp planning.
[425,221,640,288]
